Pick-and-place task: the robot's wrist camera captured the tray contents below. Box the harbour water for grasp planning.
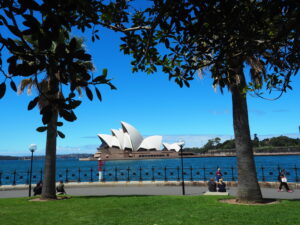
[0,155,300,185]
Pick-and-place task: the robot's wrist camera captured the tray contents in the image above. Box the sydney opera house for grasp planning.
[94,121,194,160]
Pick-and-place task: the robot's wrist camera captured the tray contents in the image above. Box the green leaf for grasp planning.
[36,126,47,132]
[95,87,102,101]
[10,80,17,92]
[102,68,108,77]
[69,93,75,98]
[41,105,52,124]
[93,75,105,83]
[60,109,77,122]
[184,80,190,88]
[70,100,81,108]
[108,82,117,90]
[165,39,170,48]
[57,130,65,139]
[69,38,77,50]
[0,82,6,99]
[85,87,93,100]
[28,97,39,110]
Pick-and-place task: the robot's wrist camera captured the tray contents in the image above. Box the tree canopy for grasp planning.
[0,0,117,130]
[116,0,300,202]
[119,0,299,94]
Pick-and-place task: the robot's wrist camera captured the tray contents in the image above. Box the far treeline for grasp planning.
[185,136,300,154]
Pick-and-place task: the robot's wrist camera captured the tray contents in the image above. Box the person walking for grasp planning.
[278,169,293,192]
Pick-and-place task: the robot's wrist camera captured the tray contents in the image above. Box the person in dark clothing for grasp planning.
[56,180,66,195]
[33,181,42,196]
[208,178,217,192]
[278,169,293,192]
[217,179,226,192]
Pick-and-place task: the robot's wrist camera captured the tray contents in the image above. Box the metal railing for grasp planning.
[0,165,299,186]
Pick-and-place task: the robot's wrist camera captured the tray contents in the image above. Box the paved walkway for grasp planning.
[0,183,299,199]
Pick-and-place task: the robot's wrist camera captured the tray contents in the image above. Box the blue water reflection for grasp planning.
[0,155,299,185]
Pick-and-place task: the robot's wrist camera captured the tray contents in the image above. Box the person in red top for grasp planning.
[216,168,222,182]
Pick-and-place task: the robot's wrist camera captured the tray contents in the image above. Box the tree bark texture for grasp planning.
[231,68,263,202]
[41,110,58,199]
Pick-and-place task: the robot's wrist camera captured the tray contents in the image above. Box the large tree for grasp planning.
[0,0,116,199]
[116,0,299,202]
[0,0,151,199]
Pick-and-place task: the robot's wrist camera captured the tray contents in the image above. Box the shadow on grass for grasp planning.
[287,199,300,201]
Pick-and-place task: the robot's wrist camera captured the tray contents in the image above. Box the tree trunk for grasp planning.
[41,109,58,199]
[231,68,263,202]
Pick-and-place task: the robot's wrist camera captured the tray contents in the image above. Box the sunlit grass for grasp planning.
[0,195,299,225]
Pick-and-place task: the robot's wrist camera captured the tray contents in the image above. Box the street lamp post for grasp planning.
[28,144,37,197]
[178,140,185,195]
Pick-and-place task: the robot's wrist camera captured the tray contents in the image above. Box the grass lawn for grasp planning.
[0,195,299,225]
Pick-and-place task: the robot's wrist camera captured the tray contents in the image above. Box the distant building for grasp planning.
[95,121,191,160]
[97,121,183,151]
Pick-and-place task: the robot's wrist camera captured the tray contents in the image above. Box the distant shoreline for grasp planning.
[78,152,300,161]
[1,151,300,161]
[197,152,300,157]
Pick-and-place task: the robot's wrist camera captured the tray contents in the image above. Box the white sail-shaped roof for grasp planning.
[111,129,125,149]
[98,134,121,149]
[98,121,183,152]
[163,142,183,152]
[139,136,162,150]
[162,143,171,150]
[121,121,143,151]
[111,136,121,148]
[98,134,114,148]
[123,132,133,150]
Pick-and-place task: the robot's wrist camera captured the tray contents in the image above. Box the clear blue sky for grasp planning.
[1,27,300,156]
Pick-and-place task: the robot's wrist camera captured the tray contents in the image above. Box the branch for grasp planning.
[98,22,151,32]
[250,89,284,101]
[0,66,9,78]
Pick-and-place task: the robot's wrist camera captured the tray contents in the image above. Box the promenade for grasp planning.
[0,182,299,200]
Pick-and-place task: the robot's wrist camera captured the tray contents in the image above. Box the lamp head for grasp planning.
[29,144,37,153]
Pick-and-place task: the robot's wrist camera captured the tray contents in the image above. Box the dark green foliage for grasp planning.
[220,140,236,150]
[199,136,300,153]
[85,87,93,101]
[27,97,39,110]
[0,82,5,99]
[117,1,299,95]
[36,126,47,132]
[0,0,118,126]
[95,87,102,101]
[57,130,65,139]
[260,136,300,147]
[10,80,17,92]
